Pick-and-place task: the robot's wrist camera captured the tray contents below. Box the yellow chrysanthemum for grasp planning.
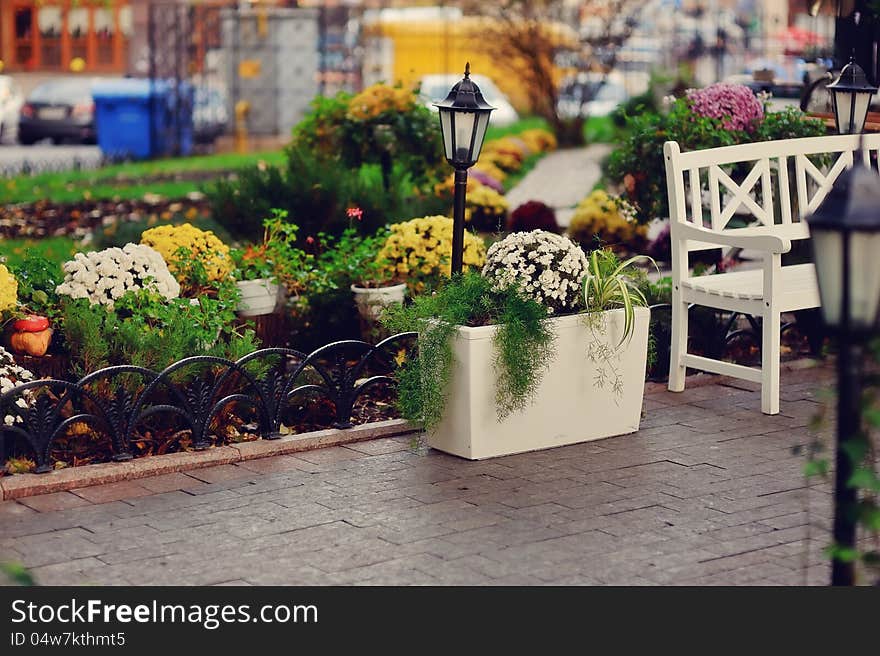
[568,190,647,253]
[472,161,507,182]
[346,84,417,121]
[140,223,233,282]
[519,128,557,153]
[0,264,17,313]
[377,216,487,291]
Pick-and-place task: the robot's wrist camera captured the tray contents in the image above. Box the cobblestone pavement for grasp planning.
[506,144,612,227]
[0,366,838,586]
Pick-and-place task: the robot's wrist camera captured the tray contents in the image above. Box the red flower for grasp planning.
[346,207,363,221]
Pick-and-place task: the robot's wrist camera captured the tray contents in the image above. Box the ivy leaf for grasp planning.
[824,544,860,563]
[857,504,880,531]
[848,468,880,492]
[841,439,870,465]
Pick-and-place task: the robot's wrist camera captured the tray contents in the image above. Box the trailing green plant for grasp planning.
[580,249,654,398]
[382,272,555,428]
[582,248,652,347]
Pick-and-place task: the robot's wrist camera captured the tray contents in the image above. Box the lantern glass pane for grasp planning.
[439,110,454,161]
[849,231,880,329]
[852,92,872,134]
[812,228,843,326]
[833,90,872,134]
[453,110,476,165]
[470,112,491,163]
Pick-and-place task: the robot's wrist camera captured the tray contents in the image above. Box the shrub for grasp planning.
[465,185,509,232]
[140,223,233,283]
[568,190,648,254]
[605,86,827,223]
[481,230,588,314]
[507,201,559,234]
[292,84,443,186]
[377,216,487,292]
[62,284,257,374]
[206,146,440,243]
[0,264,17,314]
[55,245,180,308]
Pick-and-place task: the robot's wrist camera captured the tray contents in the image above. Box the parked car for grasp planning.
[0,76,24,144]
[419,74,519,126]
[193,86,229,144]
[18,77,100,145]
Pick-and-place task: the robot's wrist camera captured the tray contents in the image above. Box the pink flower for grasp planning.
[306,236,315,245]
[347,207,364,221]
[686,83,764,132]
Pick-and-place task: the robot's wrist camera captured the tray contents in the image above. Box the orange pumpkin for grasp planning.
[9,328,53,357]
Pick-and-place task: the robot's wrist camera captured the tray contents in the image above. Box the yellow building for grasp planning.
[361,9,579,111]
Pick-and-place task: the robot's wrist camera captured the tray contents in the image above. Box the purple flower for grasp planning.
[686,83,764,132]
[470,170,505,194]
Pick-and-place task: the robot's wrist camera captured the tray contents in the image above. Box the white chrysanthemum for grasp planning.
[0,346,35,425]
[56,243,180,307]
[482,230,588,313]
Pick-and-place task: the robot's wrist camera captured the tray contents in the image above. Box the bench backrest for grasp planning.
[663,134,880,256]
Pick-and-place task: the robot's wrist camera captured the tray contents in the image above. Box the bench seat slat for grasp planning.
[681,263,819,310]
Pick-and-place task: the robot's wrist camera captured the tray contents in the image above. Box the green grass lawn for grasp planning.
[1,150,286,205]
[0,236,81,268]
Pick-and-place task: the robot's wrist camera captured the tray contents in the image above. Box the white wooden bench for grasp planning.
[663,134,880,414]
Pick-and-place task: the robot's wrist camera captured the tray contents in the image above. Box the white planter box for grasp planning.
[236,279,283,317]
[427,306,650,460]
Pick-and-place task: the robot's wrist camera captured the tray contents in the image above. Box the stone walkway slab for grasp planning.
[0,365,842,586]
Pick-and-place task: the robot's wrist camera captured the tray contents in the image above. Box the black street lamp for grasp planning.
[807,156,880,586]
[434,63,495,274]
[828,58,878,134]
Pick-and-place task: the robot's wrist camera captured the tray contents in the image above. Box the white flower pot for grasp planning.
[236,279,282,317]
[427,306,650,460]
[351,283,407,321]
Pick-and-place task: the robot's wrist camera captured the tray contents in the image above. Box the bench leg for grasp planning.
[761,310,780,415]
[668,298,688,392]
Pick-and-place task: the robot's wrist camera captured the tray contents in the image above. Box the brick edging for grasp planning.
[0,419,419,500]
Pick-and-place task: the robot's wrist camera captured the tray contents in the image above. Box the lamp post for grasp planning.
[806,156,880,586]
[434,63,495,274]
[828,58,878,134]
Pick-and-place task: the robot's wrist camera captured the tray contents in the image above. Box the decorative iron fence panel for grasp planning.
[1,333,416,474]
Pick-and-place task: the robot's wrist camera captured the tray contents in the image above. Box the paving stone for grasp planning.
[17,491,93,513]
[0,364,844,585]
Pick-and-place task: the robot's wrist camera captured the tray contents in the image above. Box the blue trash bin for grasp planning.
[92,79,168,160]
[93,79,194,159]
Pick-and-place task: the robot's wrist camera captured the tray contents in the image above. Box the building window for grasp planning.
[38,6,63,68]
[14,7,34,67]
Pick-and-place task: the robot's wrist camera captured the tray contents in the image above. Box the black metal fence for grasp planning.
[1,333,415,475]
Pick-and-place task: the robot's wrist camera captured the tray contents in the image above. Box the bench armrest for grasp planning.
[675,223,792,254]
